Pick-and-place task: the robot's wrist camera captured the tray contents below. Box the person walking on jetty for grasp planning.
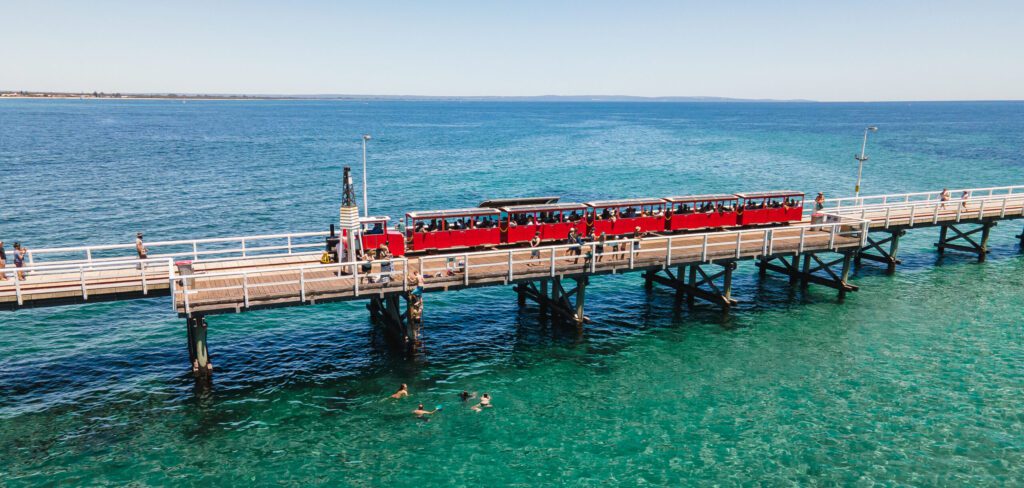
[961,190,971,208]
[0,241,7,280]
[13,243,27,281]
[940,188,951,209]
[528,232,541,266]
[814,192,826,211]
[135,232,148,270]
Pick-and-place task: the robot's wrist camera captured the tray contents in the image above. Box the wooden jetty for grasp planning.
[2,184,1022,378]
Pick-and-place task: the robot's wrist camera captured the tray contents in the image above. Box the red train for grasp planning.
[351,191,803,257]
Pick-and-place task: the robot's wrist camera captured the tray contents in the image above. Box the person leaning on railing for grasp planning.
[0,240,7,280]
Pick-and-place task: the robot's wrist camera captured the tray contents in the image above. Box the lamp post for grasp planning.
[854,126,878,198]
[362,134,371,217]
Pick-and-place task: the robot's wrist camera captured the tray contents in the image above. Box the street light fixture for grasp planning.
[362,134,372,217]
[854,126,878,198]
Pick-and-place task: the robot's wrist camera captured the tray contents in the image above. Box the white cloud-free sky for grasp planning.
[3,0,1022,101]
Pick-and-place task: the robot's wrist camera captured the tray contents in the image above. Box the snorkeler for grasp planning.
[471,393,492,412]
[389,384,409,399]
[459,391,477,402]
[413,404,441,420]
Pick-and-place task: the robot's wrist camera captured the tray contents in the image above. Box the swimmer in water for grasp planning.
[413,404,439,420]
[459,391,476,402]
[389,384,409,399]
[471,393,492,412]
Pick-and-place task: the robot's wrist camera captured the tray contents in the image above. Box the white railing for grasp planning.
[0,258,174,307]
[170,216,869,313]
[806,184,1024,213]
[825,193,1024,228]
[23,231,331,268]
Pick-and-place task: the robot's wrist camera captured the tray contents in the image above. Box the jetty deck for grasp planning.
[2,185,1022,315]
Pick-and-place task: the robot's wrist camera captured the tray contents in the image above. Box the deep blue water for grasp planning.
[0,100,1022,485]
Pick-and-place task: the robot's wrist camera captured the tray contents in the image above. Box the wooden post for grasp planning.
[187,316,212,378]
[721,262,734,308]
[517,286,527,306]
[838,253,853,300]
[675,265,686,303]
[937,225,948,255]
[977,221,993,263]
[686,264,697,307]
[801,254,812,287]
[539,279,549,316]
[574,276,587,325]
[789,255,800,284]
[644,271,653,291]
[887,231,903,273]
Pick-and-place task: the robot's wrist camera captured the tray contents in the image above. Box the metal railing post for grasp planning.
[300,267,306,302]
[1000,197,1008,218]
[628,241,635,269]
[884,207,891,228]
[550,248,556,276]
[463,253,470,286]
[735,232,742,259]
[977,199,985,219]
[955,201,963,222]
[354,262,360,296]
[828,225,837,250]
[192,242,199,261]
[86,248,93,264]
[80,268,88,300]
[798,227,806,254]
[168,259,176,312]
[241,238,247,257]
[766,229,774,256]
[14,271,22,306]
[909,205,917,226]
[287,236,293,255]
[701,234,709,262]
[243,273,250,308]
[403,258,409,292]
[141,261,148,295]
[508,250,514,281]
[665,237,673,267]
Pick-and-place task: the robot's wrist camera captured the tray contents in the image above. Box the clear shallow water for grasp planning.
[1,100,1023,485]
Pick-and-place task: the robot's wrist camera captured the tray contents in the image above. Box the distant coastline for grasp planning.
[0,91,813,103]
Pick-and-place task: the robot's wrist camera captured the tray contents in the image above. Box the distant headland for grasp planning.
[0,91,813,102]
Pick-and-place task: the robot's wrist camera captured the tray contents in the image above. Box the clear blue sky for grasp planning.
[3,0,1022,101]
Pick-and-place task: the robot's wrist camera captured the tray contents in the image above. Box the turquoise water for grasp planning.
[1,100,1023,485]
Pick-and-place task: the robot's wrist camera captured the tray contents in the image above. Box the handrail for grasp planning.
[169,217,868,311]
[25,230,331,267]
[805,184,1024,212]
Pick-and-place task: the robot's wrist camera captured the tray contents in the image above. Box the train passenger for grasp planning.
[601,208,612,220]
[596,232,607,262]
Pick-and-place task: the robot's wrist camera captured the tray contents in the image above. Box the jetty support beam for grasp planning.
[856,229,906,274]
[644,262,738,310]
[758,251,857,300]
[186,315,212,378]
[936,221,996,263]
[514,276,589,326]
[368,294,422,351]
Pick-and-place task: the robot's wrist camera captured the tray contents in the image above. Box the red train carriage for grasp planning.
[349,216,406,256]
[664,194,740,231]
[735,191,804,226]
[586,198,668,236]
[500,203,589,244]
[405,208,502,252]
